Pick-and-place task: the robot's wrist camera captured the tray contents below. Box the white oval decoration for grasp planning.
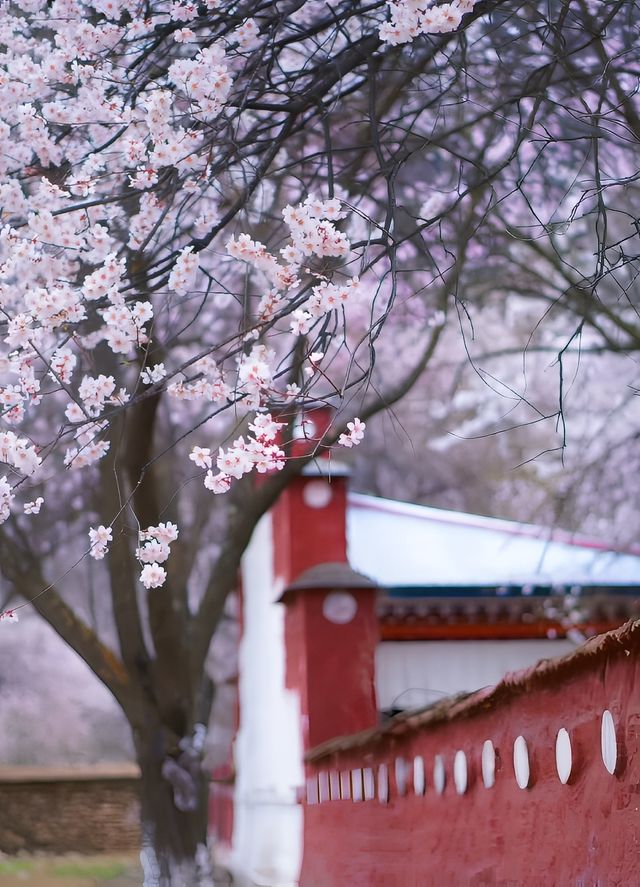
[378,764,389,804]
[601,709,617,775]
[322,591,358,625]
[433,755,446,795]
[306,777,319,805]
[302,479,333,509]
[413,756,425,796]
[351,769,363,802]
[555,728,572,784]
[513,735,530,789]
[395,757,407,796]
[363,767,375,801]
[481,740,496,789]
[454,750,468,795]
[318,770,330,803]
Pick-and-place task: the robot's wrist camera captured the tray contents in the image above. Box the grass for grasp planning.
[0,854,140,884]
[0,860,36,875]
[51,861,127,879]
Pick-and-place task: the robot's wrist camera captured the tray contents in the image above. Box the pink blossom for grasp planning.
[140,563,167,589]
[338,418,366,448]
[88,525,113,559]
[203,471,231,494]
[0,476,15,524]
[189,446,212,469]
[249,413,283,443]
[150,522,179,544]
[141,364,167,385]
[136,540,170,564]
[23,497,44,514]
[169,246,199,295]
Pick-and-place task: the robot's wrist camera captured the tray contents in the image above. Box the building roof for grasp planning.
[347,493,640,590]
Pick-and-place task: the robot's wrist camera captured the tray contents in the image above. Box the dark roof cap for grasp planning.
[278,561,377,602]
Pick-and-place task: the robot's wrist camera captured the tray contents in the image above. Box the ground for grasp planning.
[0,855,141,886]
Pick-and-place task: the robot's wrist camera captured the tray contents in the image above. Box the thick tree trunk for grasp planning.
[135,732,213,887]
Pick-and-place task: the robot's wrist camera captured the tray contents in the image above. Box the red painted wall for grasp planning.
[285,588,378,749]
[271,475,348,585]
[301,627,640,886]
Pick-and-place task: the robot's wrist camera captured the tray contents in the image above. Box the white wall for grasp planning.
[376,639,575,710]
[231,514,303,887]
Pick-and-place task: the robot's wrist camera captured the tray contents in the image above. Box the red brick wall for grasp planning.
[302,623,640,886]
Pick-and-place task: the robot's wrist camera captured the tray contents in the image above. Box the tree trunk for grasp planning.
[135,731,213,887]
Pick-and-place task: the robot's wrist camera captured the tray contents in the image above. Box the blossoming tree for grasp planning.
[0,0,638,881]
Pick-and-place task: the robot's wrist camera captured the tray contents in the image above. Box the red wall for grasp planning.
[301,626,640,886]
[271,475,348,585]
[285,588,378,749]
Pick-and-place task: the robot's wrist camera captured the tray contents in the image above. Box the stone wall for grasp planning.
[0,764,141,854]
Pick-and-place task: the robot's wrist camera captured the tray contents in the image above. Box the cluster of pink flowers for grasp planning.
[168,247,199,296]
[290,277,361,336]
[226,234,300,292]
[0,0,375,575]
[227,195,350,297]
[88,525,113,560]
[0,476,14,523]
[0,0,249,530]
[379,0,475,45]
[190,412,285,494]
[77,375,116,417]
[0,383,26,425]
[226,196,363,351]
[232,18,260,50]
[0,431,41,478]
[282,197,350,259]
[167,43,233,123]
[98,300,153,356]
[136,522,179,589]
[141,364,167,386]
[167,357,230,404]
[24,497,44,515]
[338,418,366,448]
[88,520,179,589]
[63,421,110,470]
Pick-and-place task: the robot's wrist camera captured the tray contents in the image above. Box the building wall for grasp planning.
[376,638,575,710]
[0,766,140,854]
[232,514,303,887]
[302,623,640,886]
